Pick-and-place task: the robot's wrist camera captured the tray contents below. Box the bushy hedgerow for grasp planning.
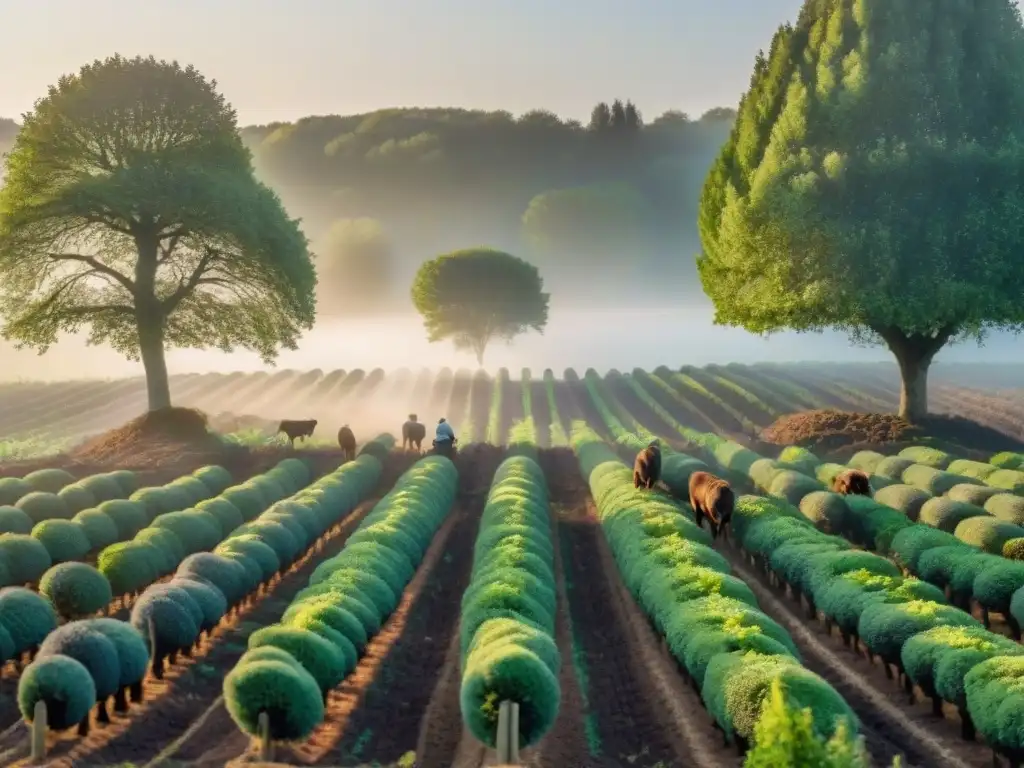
[83,617,150,692]
[57,483,97,515]
[31,519,91,563]
[568,426,853,743]
[988,469,1024,495]
[219,485,265,522]
[0,533,53,584]
[0,477,31,506]
[964,656,1024,753]
[144,583,205,629]
[917,545,977,589]
[955,516,1024,554]
[986,493,1024,525]
[857,600,981,666]
[0,505,33,535]
[918,497,987,533]
[658,454,712,497]
[950,553,1006,608]
[842,496,913,554]
[16,492,70,524]
[0,587,58,653]
[222,450,446,739]
[23,469,76,494]
[460,457,560,748]
[898,446,952,469]
[873,456,916,480]
[947,483,1004,507]
[973,562,1024,618]
[72,509,119,551]
[816,570,944,640]
[889,525,961,573]
[38,621,121,700]
[18,654,96,729]
[947,459,1000,481]
[39,562,113,619]
[873,485,931,521]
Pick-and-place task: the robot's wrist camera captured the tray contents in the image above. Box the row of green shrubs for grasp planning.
[728,491,1024,753]
[460,455,559,749]
[12,443,389,736]
[852,445,1024,495]
[0,464,230,591]
[568,424,858,747]
[0,466,135,510]
[223,453,457,742]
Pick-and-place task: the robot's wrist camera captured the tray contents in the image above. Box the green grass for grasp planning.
[0,434,77,461]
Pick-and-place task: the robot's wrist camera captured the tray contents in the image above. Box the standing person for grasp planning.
[433,417,457,459]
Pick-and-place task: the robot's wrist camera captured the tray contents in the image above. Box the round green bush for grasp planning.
[936,644,1024,713]
[972,562,1024,615]
[857,599,982,664]
[873,485,931,520]
[311,567,398,618]
[233,520,300,564]
[947,459,1000,480]
[292,593,381,637]
[889,525,960,573]
[843,496,912,553]
[165,477,212,506]
[0,477,31,506]
[776,446,820,475]
[987,469,1024,494]
[903,465,973,495]
[275,457,311,487]
[134,526,186,569]
[216,550,263,594]
[72,509,120,551]
[0,533,53,584]
[106,470,139,496]
[320,546,406,595]
[248,625,353,692]
[98,541,161,595]
[0,505,33,535]
[158,485,195,513]
[16,492,70,524]
[874,456,916,480]
[0,624,13,662]
[18,654,96,729]
[39,562,112,619]
[991,453,1024,470]
[917,545,975,588]
[168,577,227,631]
[918,498,987,533]
[177,552,249,605]
[194,497,244,536]
[98,499,150,539]
[898,446,952,469]
[128,487,177,520]
[963,656,1024,750]
[461,640,560,748]
[151,510,222,554]
[902,624,1019,701]
[23,469,75,494]
[215,535,281,581]
[84,617,150,687]
[768,471,824,506]
[80,474,124,503]
[57,483,97,515]
[284,601,369,653]
[130,592,199,657]
[947,483,1004,507]
[220,485,265,521]
[955,516,1024,554]
[1005,538,1024,560]
[985,494,1024,525]
[0,587,58,653]
[849,451,885,473]
[192,465,233,495]
[950,552,1005,605]
[805,550,901,604]
[38,622,120,699]
[797,492,850,534]
[224,659,324,739]
[144,582,205,627]
[257,513,309,552]
[266,500,323,540]
[31,519,91,563]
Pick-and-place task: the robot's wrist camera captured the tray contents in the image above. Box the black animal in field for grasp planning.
[402,414,426,451]
[688,470,735,542]
[278,419,317,447]
[633,440,662,489]
[338,425,356,461]
[832,468,872,496]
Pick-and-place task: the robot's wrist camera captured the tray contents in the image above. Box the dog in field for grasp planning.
[633,439,662,489]
[338,425,356,461]
[689,470,735,541]
[832,468,872,497]
[278,419,317,447]
[402,414,426,451]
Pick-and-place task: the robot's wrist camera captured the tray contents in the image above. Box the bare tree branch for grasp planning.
[46,252,136,294]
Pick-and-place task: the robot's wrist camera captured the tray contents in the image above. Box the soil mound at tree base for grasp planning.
[72,407,234,467]
[757,409,1024,460]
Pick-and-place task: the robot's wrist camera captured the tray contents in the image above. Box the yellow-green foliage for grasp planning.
[990,452,1024,470]
[460,456,559,748]
[898,447,952,470]
[485,368,506,445]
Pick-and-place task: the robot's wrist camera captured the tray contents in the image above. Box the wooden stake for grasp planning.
[496,700,520,763]
[257,711,273,760]
[30,700,46,762]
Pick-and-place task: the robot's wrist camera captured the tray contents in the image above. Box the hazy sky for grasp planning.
[0,0,803,125]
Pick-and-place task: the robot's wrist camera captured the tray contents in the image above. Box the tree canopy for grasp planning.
[315,217,395,317]
[697,0,1024,421]
[0,54,316,410]
[411,247,548,364]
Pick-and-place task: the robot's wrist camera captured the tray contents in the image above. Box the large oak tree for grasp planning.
[697,0,1024,421]
[0,55,316,411]
[411,248,548,365]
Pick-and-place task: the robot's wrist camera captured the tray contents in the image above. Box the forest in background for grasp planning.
[0,104,735,314]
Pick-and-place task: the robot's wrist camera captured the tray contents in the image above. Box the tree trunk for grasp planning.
[138,316,172,411]
[875,326,955,423]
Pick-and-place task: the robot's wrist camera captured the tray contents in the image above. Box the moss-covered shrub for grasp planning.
[232,519,300,565]
[898,446,952,469]
[797,492,849,534]
[843,496,913,553]
[972,562,1024,617]
[168,576,228,632]
[214,535,280,581]
[194,497,244,536]
[16,492,71,524]
[23,469,76,494]
[192,465,233,495]
[777,446,820,475]
[0,505,34,535]
[72,509,120,551]
[165,477,212,506]
[39,562,112,619]
[889,526,960,573]
[918,497,987,533]
[224,658,324,739]
[80,474,124,503]
[130,592,199,662]
[221,485,266,522]
[31,519,91,563]
[151,510,222,554]
[97,541,161,596]
[949,552,1005,606]
[98,499,150,539]
[133,527,186,571]
[0,533,53,584]
[901,624,1020,703]
[817,570,944,639]
[955,516,1024,554]
[284,601,369,653]
[17,654,97,729]
[857,600,982,665]
[0,477,31,506]
[38,622,120,700]
[987,469,1024,495]
[57,483,97,515]
[947,483,1003,507]
[917,545,974,589]
[247,625,353,692]
[873,485,931,521]
[848,451,884,473]
[128,487,176,520]
[903,465,978,496]
[177,552,249,605]
[0,587,58,653]
[873,456,916,480]
[985,494,1024,525]
[768,471,824,506]
[963,655,1024,752]
[991,452,1024,470]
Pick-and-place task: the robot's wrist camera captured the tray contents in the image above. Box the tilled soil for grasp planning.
[722,544,990,768]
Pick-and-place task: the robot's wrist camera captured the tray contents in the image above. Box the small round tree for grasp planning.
[411,248,548,365]
[697,0,1024,422]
